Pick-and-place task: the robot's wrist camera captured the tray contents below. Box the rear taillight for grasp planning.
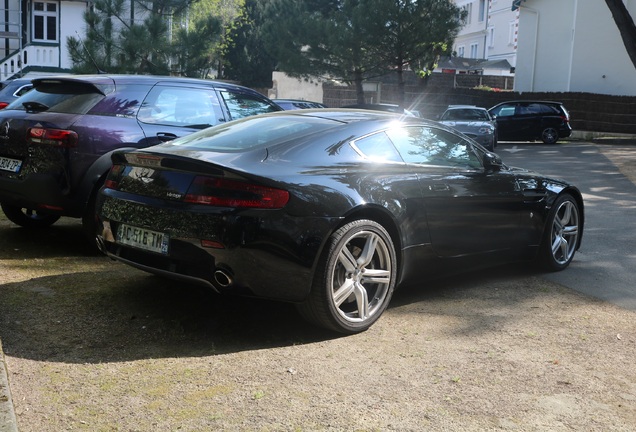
[27,127,78,148]
[185,176,289,209]
[0,102,9,110]
[104,164,125,190]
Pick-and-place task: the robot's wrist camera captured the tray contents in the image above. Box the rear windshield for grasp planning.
[6,82,105,114]
[160,115,343,152]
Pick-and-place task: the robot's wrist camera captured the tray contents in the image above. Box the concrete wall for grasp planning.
[516,0,636,96]
[268,71,325,103]
[60,1,88,69]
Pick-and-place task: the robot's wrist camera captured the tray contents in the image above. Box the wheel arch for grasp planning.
[76,147,137,208]
[328,204,404,279]
[561,186,585,250]
[543,186,585,250]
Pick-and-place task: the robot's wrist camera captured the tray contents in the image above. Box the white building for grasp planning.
[514,0,636,96]
[452,0,517,72]
[0,0,90,80]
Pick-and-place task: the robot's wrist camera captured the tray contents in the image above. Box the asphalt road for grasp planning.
[497,141,636,311]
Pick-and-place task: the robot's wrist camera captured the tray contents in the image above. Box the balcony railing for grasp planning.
[0,43,61,81]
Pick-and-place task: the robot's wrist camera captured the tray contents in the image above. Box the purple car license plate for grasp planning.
[0,156,22,173]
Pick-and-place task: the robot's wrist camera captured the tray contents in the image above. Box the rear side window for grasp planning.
[13,84,33,97]
[88,84,152,117]
[352,132,403,162]
[521,103,558,115]
[6,82,105,114]
[490,104,515,117]
[219,90,279,120]
[386,126,482,169]
[138,86,224,129]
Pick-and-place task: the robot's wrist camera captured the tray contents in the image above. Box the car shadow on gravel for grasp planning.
[0,267,340,364]
[0,217,552,367]
[0,219,101,258]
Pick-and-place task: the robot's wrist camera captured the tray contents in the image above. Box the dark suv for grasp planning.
[0,75,281,239]
[0,78,34,109]
[488,100,572,144]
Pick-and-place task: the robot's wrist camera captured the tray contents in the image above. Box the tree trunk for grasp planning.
[354,68,365,104]
[396,64,405,108]
[605,0,636,70]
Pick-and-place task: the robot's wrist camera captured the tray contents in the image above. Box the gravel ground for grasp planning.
[0,143,635,431]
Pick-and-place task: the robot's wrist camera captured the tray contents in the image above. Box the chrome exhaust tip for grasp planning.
[214,269,233,288]
[95,236,106,254]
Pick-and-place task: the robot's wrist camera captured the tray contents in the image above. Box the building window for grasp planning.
[470,43,478,58]
[463,3,472,25]
[32,1,58,42]
[457,46,465,57]
[478,0,486,22]
[508,21,516,45]
[488,26,495,48]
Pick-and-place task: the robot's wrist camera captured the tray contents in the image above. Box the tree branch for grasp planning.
[605,0,636,69]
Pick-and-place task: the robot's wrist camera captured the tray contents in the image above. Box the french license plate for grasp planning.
[0,156,22,173]
[116,223,169,254]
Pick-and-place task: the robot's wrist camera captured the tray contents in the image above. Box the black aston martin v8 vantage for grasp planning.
[96,109,584,334]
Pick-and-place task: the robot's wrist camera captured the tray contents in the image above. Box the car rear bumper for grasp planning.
[0,173,84,217]
[559,125,573,138]
[96,192,338,302]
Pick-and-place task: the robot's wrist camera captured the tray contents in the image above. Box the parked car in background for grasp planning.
[272,99,326,110]
[343,103,421,117]
[0,74,281,239]
[0,78,33,109]
[488,101,572,144]
[96,109,584,334]
[438,105,497,151]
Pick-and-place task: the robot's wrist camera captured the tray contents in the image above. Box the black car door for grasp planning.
[386,126,525,258]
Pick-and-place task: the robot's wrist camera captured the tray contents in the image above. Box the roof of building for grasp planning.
[437,57,512,72]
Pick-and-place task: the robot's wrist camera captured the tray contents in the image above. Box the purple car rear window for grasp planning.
[6,82,104,114]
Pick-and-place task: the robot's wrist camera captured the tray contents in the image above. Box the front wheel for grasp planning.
[297,219,397,334]
[538,194,581,271]
[541,127,559,144]
[1,203,60,229]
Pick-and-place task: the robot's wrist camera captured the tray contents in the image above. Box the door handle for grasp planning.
[157,132,178,142]
[430,184,451,191]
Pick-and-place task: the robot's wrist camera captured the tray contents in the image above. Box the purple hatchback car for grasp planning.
[0,74,280,240]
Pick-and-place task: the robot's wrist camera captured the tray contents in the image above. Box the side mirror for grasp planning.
[483,152,503,171]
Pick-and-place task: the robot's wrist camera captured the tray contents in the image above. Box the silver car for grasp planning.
[439,105,497,151]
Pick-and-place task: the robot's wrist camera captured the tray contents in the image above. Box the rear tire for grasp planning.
[1,203,60,229]
[81,186,101,247]
[297,219,397,334]
[541,127,559,144]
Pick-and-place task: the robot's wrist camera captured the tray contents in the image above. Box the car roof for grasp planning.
[445,105,487,111]
[0,77,33,89]
[273,99,323,103]
[30,74,261,93]
[490,100,565,107]
[342,103,404,113]
[446,105,482,108]
[284,108,433,124]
